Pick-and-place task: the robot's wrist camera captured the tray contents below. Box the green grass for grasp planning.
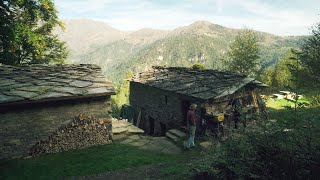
[266,97,311,110]
[266,99,294,109]
[266,96,320,128]
[0,142,188,180]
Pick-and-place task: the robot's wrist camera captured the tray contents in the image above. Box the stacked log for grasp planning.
[29,114,112,156]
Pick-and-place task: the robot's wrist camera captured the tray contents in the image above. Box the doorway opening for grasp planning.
[160,122,167,136]
[181,100,191,126]
[148,116,155,135]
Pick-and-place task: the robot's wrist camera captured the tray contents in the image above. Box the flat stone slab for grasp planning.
[17,85,52,93]
[36,81,65,86]
[129,140,150,147]
[127,135,141,140]
[7,90,38,99]
[78,76,95,81]
[112,134,128,140]
[51,78,73,83]
[168,129,187,138]
[113,127,128,134]
[120,139,135,144]
[91,77,107,83]
[31,92,72,100]
[112,121,132,128]
[0,79,16,86]
[38,76,55,80]
[53,86,87,95]
[154,137,179,148]
[165,132,179,142]
[0,64,114,106]
[127,126,144,134]
[114,134,182,155]
[0,94,25,103]
[0,83,33,91]
[90,82,113,88]
[69,80,93,88]
[199,141,214,149]
[87,87,111,94]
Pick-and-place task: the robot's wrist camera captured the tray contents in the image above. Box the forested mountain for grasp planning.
[55,19,305,83]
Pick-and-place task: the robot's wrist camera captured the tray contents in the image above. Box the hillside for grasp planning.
[54,19,126,54]
[55,19,305,83]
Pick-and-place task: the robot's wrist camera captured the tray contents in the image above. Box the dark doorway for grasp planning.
[160,122,167,136]
[148,116,155,135]
[181,100,191,126]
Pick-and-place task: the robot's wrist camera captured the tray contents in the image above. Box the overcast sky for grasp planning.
[56,0,320,36]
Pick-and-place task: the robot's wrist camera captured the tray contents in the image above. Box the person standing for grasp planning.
[186,104,197,150]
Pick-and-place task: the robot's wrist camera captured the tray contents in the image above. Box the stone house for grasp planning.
[130,66,267,136]
[0,64,115,159]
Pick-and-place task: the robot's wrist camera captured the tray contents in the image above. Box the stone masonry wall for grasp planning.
[0,97,112,159]
[130,82,202,136]
[130,82,259,136]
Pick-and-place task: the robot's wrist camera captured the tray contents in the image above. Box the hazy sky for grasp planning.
[56,0,320,36]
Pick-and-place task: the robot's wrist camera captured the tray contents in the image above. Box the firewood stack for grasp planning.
[29,114,112,156]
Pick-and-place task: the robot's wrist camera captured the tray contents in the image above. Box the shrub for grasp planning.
[193,111,320,179]
[192,63,206,70]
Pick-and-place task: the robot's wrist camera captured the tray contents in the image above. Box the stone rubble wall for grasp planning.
[130,82,202,136]
[0,98,112,159]
[29,114,112,156]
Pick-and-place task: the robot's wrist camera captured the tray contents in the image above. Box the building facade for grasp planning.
[0,64,115,159]
[130,66,267,136]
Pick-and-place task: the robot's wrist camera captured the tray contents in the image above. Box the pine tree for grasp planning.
[226,29,260,77]
[300,22,320,82]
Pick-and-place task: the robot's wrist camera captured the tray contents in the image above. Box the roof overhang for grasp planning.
[214,77,255,99]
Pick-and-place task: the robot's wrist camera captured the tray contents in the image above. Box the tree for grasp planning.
[0,0,68,65]
[273,49,303,89]
[111,70,133,116]
[300,22,320,81]
[259,67,274,86]
[226,29,260,77]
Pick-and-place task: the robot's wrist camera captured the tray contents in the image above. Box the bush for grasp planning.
[194,111,320,179]
[192,63,206,70]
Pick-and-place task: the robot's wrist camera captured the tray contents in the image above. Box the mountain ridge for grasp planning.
[55,19,305,83]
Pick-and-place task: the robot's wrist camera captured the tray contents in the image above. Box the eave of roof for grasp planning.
[132,66,266,100]
[0,64,116,105]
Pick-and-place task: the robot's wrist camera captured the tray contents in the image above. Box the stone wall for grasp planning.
[129,83,259,136]
[130,82,202,136]
[29,114,112,156]
[0,97,112,159]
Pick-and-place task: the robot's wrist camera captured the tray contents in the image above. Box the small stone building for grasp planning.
[0,64,115,159]
[130,66,267,136]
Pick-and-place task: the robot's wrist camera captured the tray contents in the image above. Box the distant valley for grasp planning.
[55,19,305,84]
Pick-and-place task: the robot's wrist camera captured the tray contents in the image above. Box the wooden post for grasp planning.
[136,110,141,128]
[252,91,258,108]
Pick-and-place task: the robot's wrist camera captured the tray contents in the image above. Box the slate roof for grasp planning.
[132,66,267,100]
[0,64,115,105]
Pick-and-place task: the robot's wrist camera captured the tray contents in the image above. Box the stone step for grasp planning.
[112,122,132,128]
[127,125,144,134]
[165,132,179,142]
[168,129,187,138]
[113,127,128,134]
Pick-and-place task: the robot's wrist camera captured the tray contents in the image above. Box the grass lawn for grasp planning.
[266,98,310,110]
[0,142,197,180]
[265,97,320,127]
